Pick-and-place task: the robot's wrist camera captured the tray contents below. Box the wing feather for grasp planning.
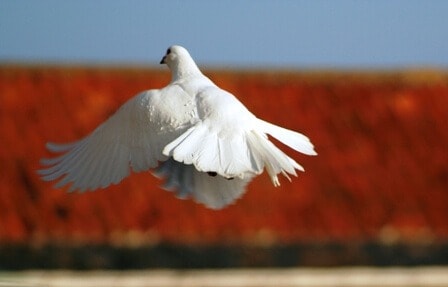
[39,91,168,191]
[257,119,317,156]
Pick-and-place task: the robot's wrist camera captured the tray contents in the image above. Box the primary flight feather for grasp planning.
[39,45,317,209]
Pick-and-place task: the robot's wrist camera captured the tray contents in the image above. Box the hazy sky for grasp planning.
[1,0,447,68]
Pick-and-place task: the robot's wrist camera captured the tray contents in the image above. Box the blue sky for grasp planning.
[1,0,447,68]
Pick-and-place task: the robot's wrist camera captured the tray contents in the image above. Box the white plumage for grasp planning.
[39,45,317,209]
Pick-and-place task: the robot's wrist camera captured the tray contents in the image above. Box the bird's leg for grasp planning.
[206,171,234,180]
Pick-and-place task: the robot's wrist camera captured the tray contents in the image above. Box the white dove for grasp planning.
[39,45,317,209]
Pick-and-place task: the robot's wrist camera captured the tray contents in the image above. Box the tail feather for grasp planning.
[163,120,311,188]
[163,124,262,179]
[246,131,303,186]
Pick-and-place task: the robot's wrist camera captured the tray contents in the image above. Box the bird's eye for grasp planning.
[166,48,171,55]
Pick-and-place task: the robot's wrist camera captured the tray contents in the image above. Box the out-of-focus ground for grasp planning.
[0,65,447,268]
[1,268,448,287]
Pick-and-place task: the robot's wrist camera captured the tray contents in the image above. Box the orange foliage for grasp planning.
[0,66,447,245]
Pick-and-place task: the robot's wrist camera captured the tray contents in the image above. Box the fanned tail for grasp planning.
[163,124,263,179]
[163,120,314,188]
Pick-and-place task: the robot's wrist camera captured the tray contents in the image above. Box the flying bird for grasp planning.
[39,45,317,209]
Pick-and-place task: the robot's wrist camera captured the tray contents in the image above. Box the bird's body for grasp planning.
[40,45,316,209]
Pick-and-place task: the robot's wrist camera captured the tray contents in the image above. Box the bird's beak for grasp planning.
[160,56,167,64]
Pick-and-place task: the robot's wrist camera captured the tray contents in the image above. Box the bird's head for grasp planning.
[160,45,189,65]
[160,45,201,79]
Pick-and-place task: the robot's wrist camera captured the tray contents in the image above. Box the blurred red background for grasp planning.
[1,65,447,248]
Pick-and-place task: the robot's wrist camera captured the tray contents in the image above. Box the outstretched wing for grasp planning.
[39,90,174,192]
